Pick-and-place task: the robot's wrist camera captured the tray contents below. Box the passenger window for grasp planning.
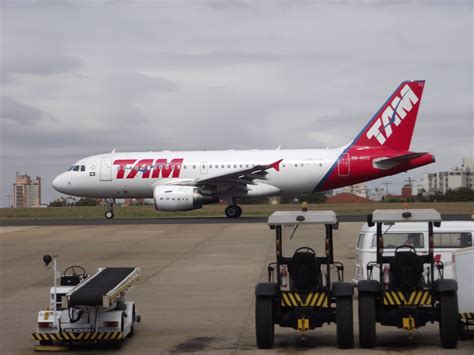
[371,233,425,249]
[433,232,472,248]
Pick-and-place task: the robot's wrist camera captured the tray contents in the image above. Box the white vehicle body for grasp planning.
[353,221,473,284]
[453,246,474,315]
[52,81,435,218]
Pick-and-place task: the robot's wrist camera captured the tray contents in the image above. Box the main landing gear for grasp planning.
[225,204,242,218]
[105,199,114,219]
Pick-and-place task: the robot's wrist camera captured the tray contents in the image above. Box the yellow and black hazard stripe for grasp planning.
[459,313,474,321]
[32,332,123,342]
[281,292,329,308]
[383,290,431,306]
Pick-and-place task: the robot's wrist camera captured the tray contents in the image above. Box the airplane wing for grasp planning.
[374,152,426,169]
[170,159,283,192]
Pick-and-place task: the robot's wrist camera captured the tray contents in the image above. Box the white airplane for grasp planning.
[53,80,434,219]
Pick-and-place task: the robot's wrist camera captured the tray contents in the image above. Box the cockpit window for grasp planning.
[67,164,86,172]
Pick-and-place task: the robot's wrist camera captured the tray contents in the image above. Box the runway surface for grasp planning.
[0,214,470,226]
[0,223,472,354]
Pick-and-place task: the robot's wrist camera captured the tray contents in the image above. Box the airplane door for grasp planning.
[201,162,207,175]
[337,153,350,176]
[100,157,113,181]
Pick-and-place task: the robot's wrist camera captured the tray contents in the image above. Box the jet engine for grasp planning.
[153,185,218,211]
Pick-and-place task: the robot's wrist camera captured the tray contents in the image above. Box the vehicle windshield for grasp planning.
[371,232,425,249]
[280,224,327,258]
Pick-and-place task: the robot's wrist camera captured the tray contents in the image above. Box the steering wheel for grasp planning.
[395,245,417,254]
[294,247,316,255]
[63,265,87,279]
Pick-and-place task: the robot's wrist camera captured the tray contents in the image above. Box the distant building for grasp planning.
[343,183,368,199]
[369,187,386,202]
[416,157,474,195]
[383,184,415,202]
[13,173,41,208]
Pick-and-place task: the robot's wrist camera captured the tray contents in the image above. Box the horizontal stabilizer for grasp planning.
[373,152,427,170]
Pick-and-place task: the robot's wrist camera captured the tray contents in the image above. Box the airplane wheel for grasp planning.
[236,205,242,217]
[105,210,114,219]
[225,205,241,218]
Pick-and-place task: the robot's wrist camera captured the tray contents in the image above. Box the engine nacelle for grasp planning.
[153,185,217,211]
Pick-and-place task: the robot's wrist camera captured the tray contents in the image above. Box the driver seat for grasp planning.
[390,251,423,290]
[288,251,321,291]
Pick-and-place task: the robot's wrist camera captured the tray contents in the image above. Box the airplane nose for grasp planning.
[52,174,68,193]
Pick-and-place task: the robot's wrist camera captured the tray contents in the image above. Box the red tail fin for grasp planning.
[352,80,425,151]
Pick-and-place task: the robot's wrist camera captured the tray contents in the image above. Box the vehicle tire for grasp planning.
[39,340,53,346]
[359,292,376,348]
[336,296,354,349]
[109,340,123,349]
[225,205,240,218]
[105,210,114,219]
[255,295,274,349]
[459,320,466,341]
[128,306,135,338]
[439,291,459,348]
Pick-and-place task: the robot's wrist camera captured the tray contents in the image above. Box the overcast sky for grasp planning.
[1,0,472,205]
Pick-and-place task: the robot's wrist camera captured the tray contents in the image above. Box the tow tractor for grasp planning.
[359,209,459,348]
[255,209,354,349]
[32,255,141,350]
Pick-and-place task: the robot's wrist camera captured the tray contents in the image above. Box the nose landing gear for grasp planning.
[105,199,115,219]
[225,204,242,218]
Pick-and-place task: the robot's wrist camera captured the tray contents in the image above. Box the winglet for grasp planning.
[269,159,283,172]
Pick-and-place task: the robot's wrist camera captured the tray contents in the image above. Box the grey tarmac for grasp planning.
[0,223,472,354]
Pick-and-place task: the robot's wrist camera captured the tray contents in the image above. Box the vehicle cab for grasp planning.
[354,221,473,284]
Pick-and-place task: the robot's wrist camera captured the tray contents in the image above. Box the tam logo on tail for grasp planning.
[366,84,420,145]
[354,80,425,151]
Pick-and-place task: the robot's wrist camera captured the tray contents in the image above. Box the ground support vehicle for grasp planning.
[358,209,459,349]
[32,255,141,350]
[353,221,473,284]
[453,246,474,340]
[255,210,354,349]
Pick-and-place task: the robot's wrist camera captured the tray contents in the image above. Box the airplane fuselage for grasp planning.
[53,146,433,199]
